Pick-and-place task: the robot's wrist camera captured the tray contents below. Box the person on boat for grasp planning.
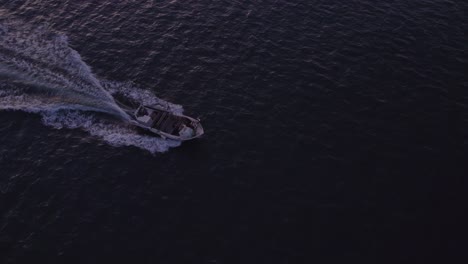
[179,124,194,138]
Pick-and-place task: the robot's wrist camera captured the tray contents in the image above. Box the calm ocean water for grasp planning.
[0,1,467,263]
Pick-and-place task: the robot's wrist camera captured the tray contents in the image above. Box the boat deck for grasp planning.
[150,110,185,135]
[132,105,203,140]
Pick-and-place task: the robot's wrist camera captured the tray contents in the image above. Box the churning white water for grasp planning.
[0,20,182,153]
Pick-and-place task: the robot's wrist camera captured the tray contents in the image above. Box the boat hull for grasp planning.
[128,105,204,141]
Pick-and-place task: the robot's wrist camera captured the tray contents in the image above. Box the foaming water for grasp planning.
[102,80,184,115]
[0,20,182,153]
[41,110,181,153]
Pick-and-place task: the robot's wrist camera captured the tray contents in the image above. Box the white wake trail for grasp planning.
[0,20,182,153]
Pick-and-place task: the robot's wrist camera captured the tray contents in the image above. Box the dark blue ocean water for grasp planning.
[0,1,467,263]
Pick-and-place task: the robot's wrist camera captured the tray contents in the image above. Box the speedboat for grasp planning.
[127,104,204,141]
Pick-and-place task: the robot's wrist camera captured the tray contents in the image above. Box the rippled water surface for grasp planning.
[0,1,467,263]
